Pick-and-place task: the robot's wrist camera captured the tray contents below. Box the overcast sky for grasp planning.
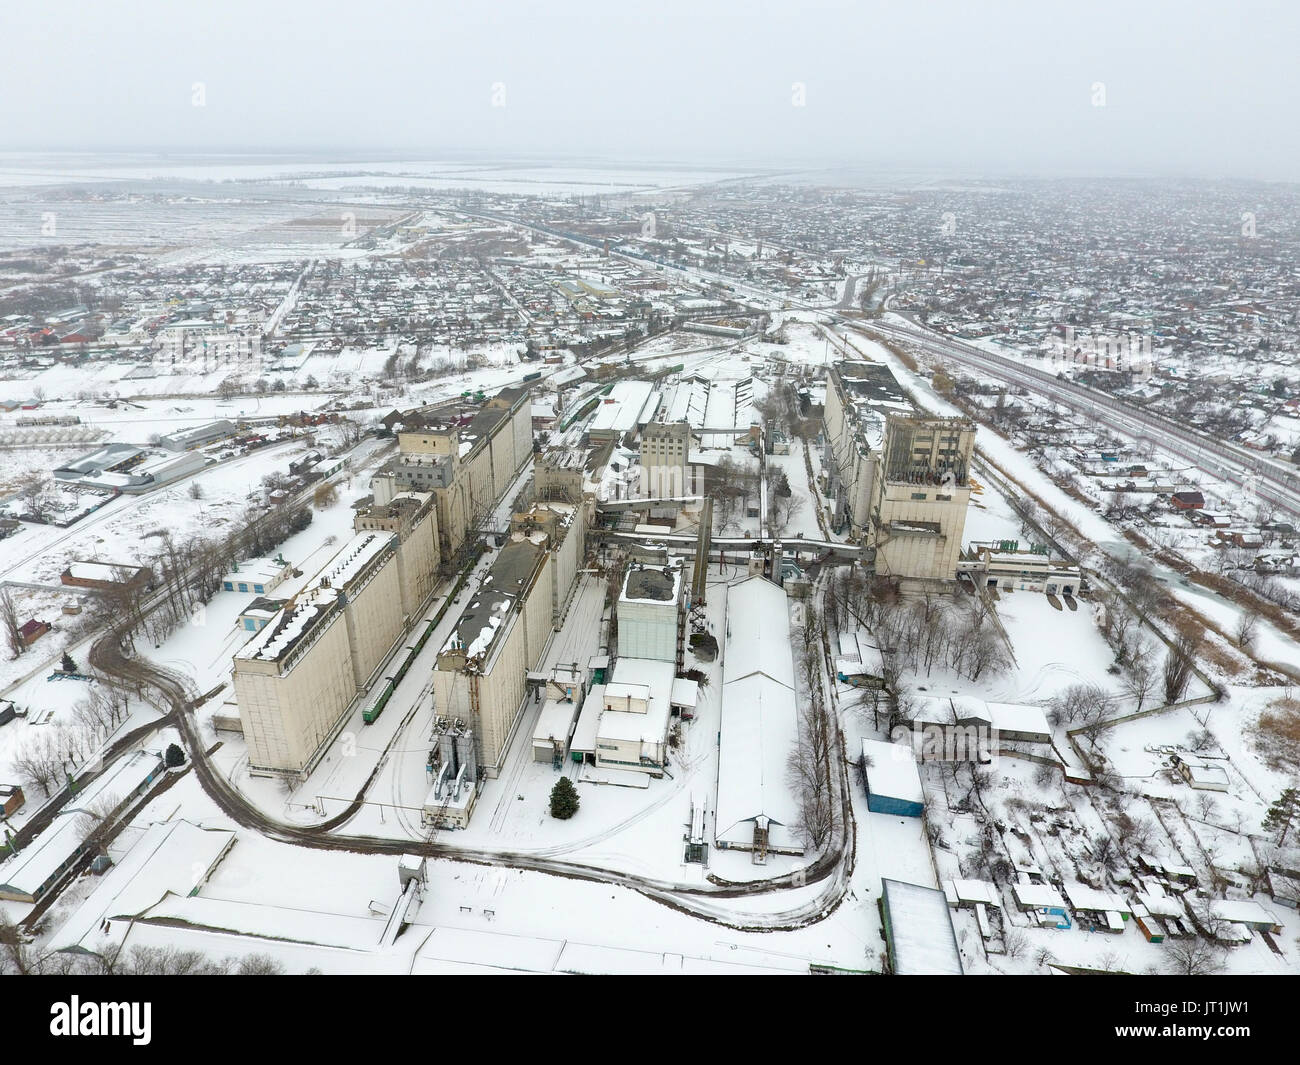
[2,0,1297,180]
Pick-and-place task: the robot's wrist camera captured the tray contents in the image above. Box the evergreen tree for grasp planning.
[164,743,186,769]
[1263,788,1300,847]
[60,652,77,673]
[549,776,580,820]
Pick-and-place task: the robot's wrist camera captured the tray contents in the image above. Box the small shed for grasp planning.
[1011,882,1071,928]
[861,738,925,817]
[531,698,580,763]
[1208,898,1283,934]
[19,619,50,646]
[1177,760,1229,792]
[0,783,24,818]
[1132,902,1165,943]
[670,677,699,720]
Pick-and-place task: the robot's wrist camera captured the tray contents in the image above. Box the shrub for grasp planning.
[549,777,580,820]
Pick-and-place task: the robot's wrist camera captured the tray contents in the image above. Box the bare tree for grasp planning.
[16,471,50,520]
[12,733,61,798]
[787,692,834,850]
[0,909,33,975]
[1164,936,1227,976]
[0,587,24,658]
[1121,649,1156,711]
[1048,682,1116,728]
[1163,631,1199,704]
[235,952,286,975]
[1234,609,1259,650]
[76,793,122,857]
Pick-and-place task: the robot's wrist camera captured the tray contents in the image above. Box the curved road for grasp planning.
[90,632,854,931]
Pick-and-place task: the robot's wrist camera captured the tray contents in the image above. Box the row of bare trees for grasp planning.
[1095,565,1201,707]
[9,684,133,799]
[787,613,834,849]
[0,913,288,975]
[107,500,312,654]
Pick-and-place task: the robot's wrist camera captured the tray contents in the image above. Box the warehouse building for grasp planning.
[880,878,964,975]
[861,738,925,817]
[158,419,236,451]
[0,749,165,904]
[714,575,802,861]
[52,442,143,483]
[60,561,153,594]
[587,380,660,444]
[222,557,293,597]
[51,820,237,953]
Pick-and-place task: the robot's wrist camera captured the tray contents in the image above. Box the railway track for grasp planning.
[856,318,1300,523]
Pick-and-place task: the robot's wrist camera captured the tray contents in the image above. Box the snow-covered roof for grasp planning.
[670,677,699,709]
[0,750,162,901]
[65,560,147,584]
[981,701,1052,738]
[1208,898,1281,928]
[597,658,674,746]
[570,683,605,754]
[716,575,800,849]
[881,879,964,975]
[1063,883,1130,914]
[862,738,924,805]
[943,879,1002,908]
[1135,892,1185,919]
[589,380,657,434]
[532,698,580,747]
[51,820,235,952]
[922,694,1051,740]
[715,672,799,847]
[723,576,795,689]
[604,681,651,704]
[1012,882,1066,910]
[236,532,396,665]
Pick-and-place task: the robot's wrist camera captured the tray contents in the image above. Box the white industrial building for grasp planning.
[714,575,802,860]
[51,820,236,953]
[568,658,678,777]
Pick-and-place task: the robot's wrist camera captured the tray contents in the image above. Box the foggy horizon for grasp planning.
[4,0,1298,183]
